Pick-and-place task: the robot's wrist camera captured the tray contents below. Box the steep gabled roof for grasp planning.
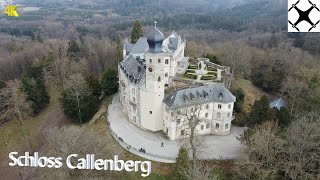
[130,37,149,54]
[270,98,286,111]
[120,55,145,84]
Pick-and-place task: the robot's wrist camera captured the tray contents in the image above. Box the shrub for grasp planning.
[200,76,215,80]
[183,73,197,79]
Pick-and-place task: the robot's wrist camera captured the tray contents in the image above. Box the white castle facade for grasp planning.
[118,24,236,141]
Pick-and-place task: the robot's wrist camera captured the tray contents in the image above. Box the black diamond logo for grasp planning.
[288,0,320,32]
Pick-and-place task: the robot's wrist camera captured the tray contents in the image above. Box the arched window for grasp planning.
[158,77,161,82]
[164,84,169,88]
[165,73,168,77]
[165,59,169,64]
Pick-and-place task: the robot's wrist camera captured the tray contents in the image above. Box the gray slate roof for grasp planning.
[164,85,236,109]
[120,55,145,84]
[125,43,134,54]
[130,37,149,54]
[270,98,286,111]
[147,27,164,43]
[168,37,178,50]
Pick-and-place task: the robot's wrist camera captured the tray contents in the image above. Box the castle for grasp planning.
[118,23,236,141]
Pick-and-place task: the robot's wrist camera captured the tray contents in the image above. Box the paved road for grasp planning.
[108,93,246,162]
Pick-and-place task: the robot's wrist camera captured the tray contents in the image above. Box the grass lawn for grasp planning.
[232,78,269,112]
[0,88,60,163]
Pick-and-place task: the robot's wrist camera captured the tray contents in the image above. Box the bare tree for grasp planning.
[236,121,285,179]
[281,77,308,115]
[183,160,219,180]
[177,103,208,171]
[284,112,320,180]
[215,41,252,88]
[0,80,31,151]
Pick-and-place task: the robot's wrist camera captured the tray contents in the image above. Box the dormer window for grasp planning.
[218,92,223,99]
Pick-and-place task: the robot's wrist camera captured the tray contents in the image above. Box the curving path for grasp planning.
[108,93,246,163]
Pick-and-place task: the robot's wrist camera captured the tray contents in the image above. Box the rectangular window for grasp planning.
[165,59,169,64]
[216,123,220,129]
[227,113,230,118]
[191,108,193,111]
[158,59,161,63]
[201,125,204,130]
[205,113,208,118]
[181,130,184,136]
[218,104,222,109]
[149,59,152,63]
[133,97,136,102]
[217,112,221,118]
[206,123,209,129]
[228,104,231,109]
[132,88,135,94]
[171,112,174,117]
[133,116,136,122]
[177,119,181,124]
[150,111,152,114]
[132,106,136,112]
[206,104,209,109]
[225,123,229,129]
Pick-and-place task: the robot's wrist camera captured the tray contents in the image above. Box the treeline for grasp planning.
[290,33,320,55]
[144,1,286,32]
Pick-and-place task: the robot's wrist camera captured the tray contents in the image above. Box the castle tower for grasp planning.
[139,22,167,131]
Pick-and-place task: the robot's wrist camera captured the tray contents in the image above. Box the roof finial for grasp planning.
[154,21,157,28]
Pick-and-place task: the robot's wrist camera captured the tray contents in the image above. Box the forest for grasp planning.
[0,0,319,179]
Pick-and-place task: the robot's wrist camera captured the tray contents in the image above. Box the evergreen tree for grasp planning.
[131,20,143,43]
[0,80,5,89]
[205,53,221,64]
[101,69,118,96]
[59,91,99,124]
[275,107,291,128]
[248,95,273,127]
[233,88,245,113]
[59,74,99,124]
[21,66,50,113]
[67,40,80,59]
[85,74,102,98]
[174,147,189,180]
